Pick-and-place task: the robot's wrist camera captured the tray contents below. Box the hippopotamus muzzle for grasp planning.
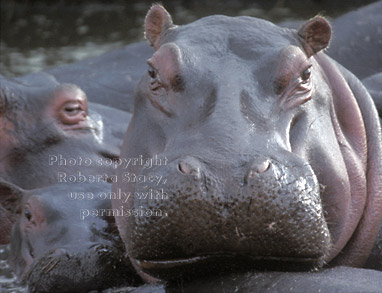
[7,182,142,291]
[125,150,330,278]
[25,244,133,293]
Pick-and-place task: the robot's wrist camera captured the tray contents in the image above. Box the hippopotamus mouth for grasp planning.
[25,244,139,292]
[136,253,323,279]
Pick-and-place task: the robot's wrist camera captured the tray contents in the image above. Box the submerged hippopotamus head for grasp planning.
[0,179,23,244]
[6,180,141,292]
[0,73,121,190]
[112,5,382,279]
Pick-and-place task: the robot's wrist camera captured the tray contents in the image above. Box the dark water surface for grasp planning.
[0,0,377,292]
[0,0,376,77]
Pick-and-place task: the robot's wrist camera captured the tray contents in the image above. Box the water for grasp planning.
[0,0,376,292]
[1,0,373,77]
[0,245,24,293]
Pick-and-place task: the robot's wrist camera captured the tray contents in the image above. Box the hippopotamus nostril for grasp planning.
[253,159,271,174]
[247,159,271,179]
[244,158,272,185]
[51,248,70,259]
[177,157,203,180]
[178,161,194,174]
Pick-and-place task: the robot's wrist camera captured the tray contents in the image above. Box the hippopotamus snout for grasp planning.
[26,244,137,293]
[126,152,331,269]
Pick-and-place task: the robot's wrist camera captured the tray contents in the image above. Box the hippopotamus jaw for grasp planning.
[136,253,325,279]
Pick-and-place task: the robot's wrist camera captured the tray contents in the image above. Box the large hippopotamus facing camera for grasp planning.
[4,179,142,292]
[112,4,382,280]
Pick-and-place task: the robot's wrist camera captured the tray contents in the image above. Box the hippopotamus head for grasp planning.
[112,5,382,279]
[0,72,121,190]
[6,180,141,292]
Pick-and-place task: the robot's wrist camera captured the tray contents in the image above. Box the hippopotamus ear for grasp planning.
[298,16,331,57]
[144,4,174,50]
[0,179,25,213]
[0,179,25,244]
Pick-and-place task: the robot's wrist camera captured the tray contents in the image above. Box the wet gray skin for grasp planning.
[112,5,382,280]
[279,1,382,81]
[7,181,142,293]
[45,42,154,113]
[325,1,382,80]
[362,73,382,119]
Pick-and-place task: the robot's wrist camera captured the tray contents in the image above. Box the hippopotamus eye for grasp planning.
[301,66,312,83]
[64,103,82,116]
[148,66,157,79]
[24,207,32,221]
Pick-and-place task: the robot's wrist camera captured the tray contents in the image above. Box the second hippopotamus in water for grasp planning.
[112,5,382,280]
[5,180,142,292]
[0,72,131,190]
[0,72,131,244]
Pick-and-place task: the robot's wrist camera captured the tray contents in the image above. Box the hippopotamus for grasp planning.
[0,72,131,190]
[45,42,153,112]
[325,1,382,80]
[4,179,142,292]
[112,5,382,281]
[0,72,131,244]
[362,73,382,119]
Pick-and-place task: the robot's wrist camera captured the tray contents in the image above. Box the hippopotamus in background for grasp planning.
[324,1,382,123]
[3,179,142,292]
[325,1,382,80]
[45,42,153,113]
[362,73,382,119]
[0,72,131,244]
[112,4,382,283]
[0,72,131,190]
[277,1,382,81]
